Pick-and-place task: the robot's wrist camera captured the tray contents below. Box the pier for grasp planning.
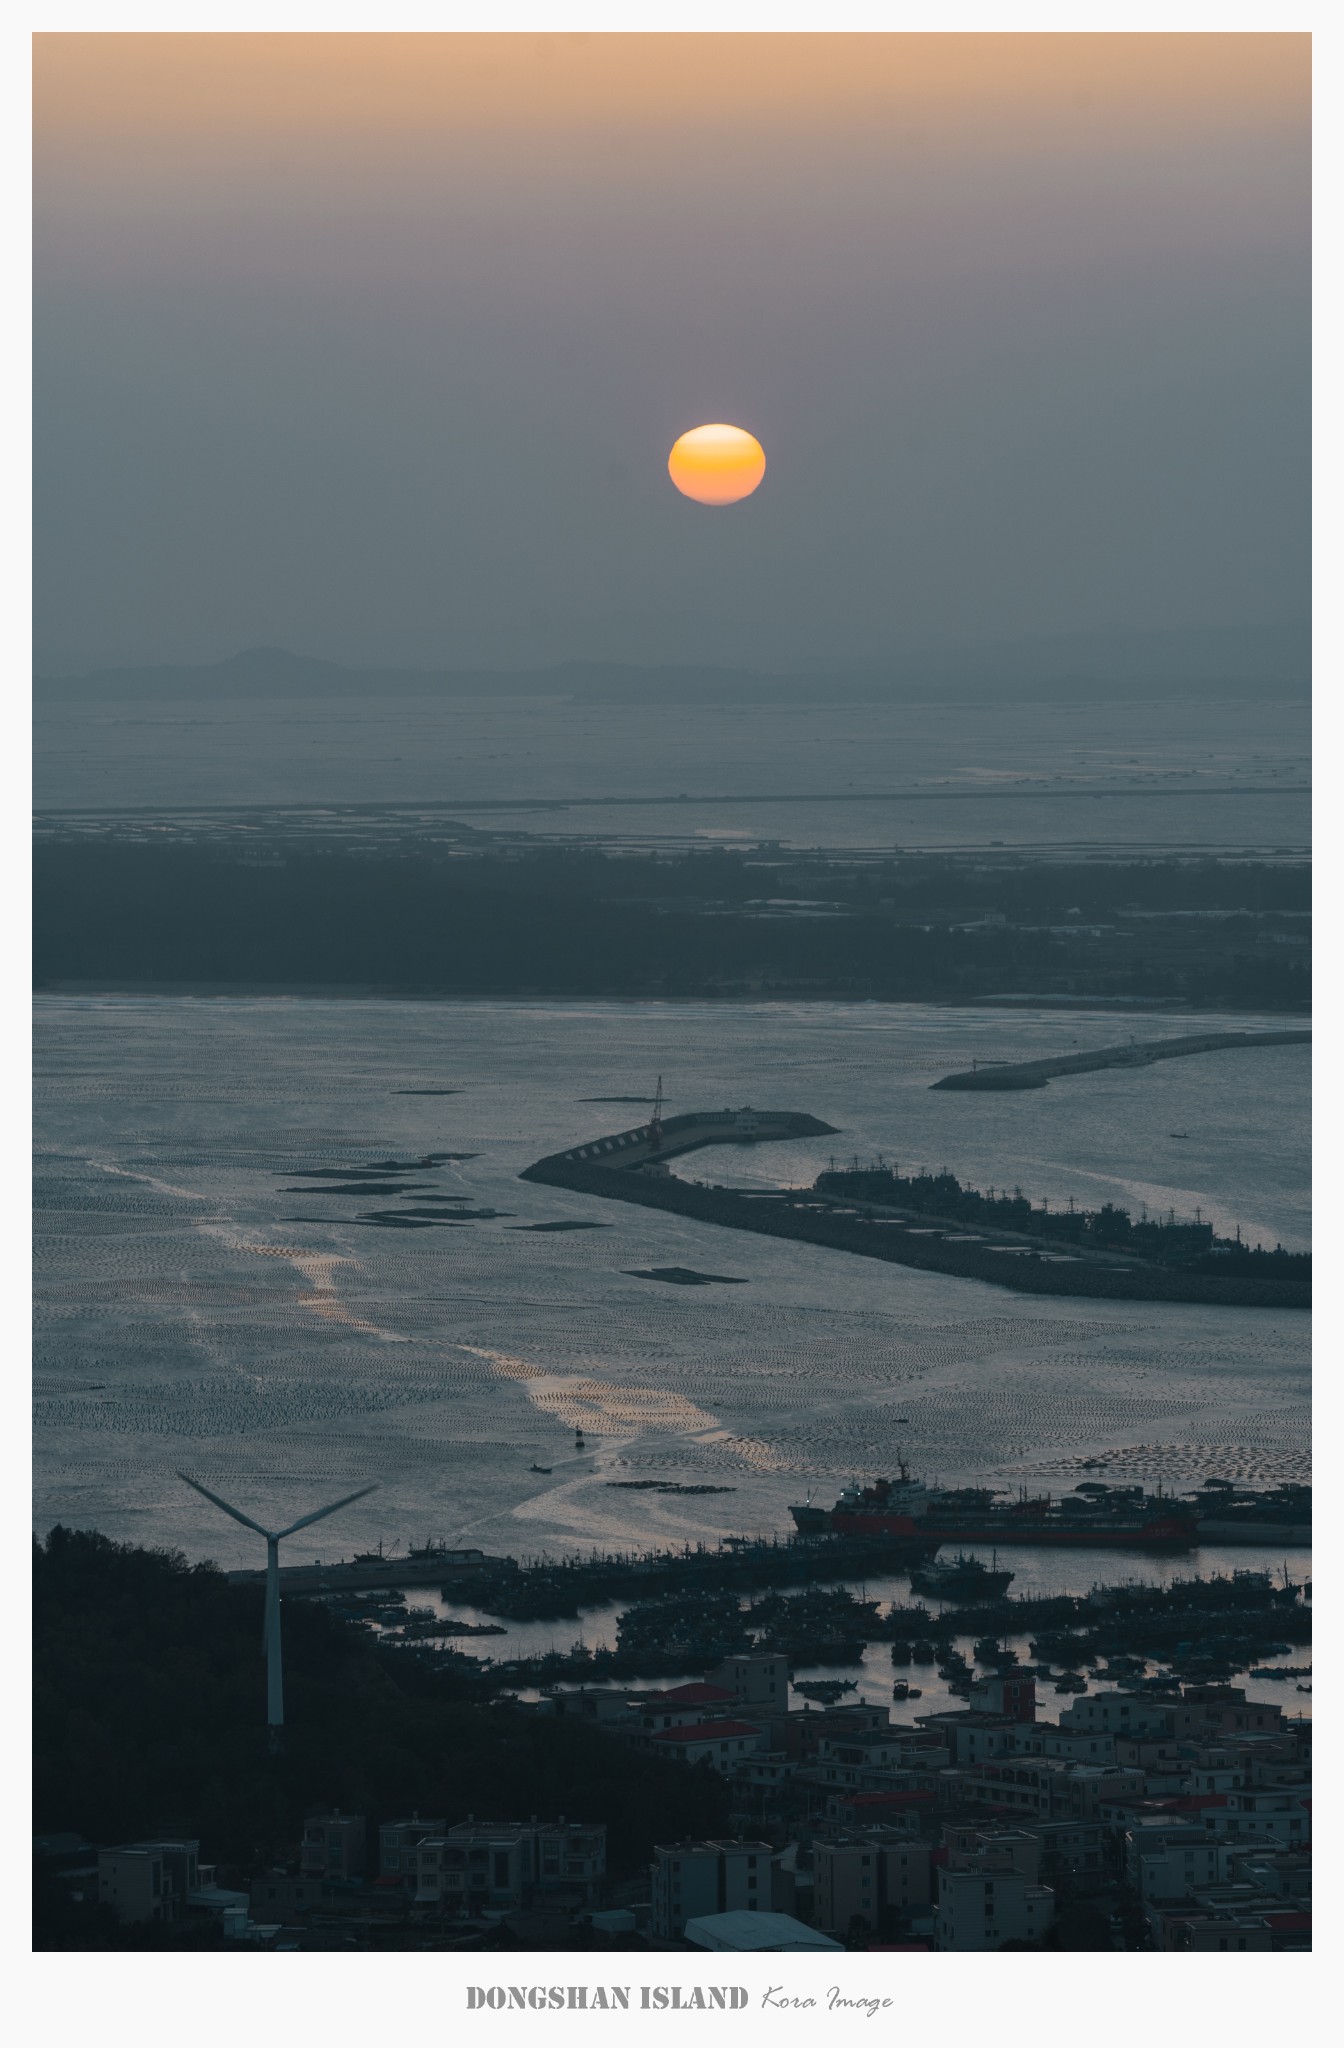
[226,1548,503,1595]
[520,1115,1309,1310]
[931,1027,1310,1091]
[521,1106,838,1181]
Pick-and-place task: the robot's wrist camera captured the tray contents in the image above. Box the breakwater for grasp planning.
[228,1548,500,1595]
[932,1027,1310,1091]
[521,1140,1309,1309]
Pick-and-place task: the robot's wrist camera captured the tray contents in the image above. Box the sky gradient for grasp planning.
[33,32,1310,673]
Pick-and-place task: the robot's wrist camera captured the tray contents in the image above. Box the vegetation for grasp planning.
[33,840,1309,1009]
[33,1528,731,1877]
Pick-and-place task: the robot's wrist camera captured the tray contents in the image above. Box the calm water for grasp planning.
[34,996,1309,1581]
[35,693,1309,852]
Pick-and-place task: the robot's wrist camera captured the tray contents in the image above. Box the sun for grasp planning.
[667,423,766,506]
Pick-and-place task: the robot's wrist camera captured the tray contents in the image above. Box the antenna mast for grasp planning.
[649,1074,664,1151]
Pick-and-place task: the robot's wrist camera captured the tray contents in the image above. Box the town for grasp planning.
[34,1533,1311,1955]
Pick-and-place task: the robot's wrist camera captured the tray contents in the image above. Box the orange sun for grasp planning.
[667,423,767,506]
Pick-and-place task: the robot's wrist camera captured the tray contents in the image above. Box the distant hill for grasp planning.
[34,622,1309,705]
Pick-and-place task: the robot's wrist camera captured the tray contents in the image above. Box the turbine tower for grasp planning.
[178,1472,378,1749]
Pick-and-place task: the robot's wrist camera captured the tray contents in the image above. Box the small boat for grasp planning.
[1169,1132,1190,1139]
[530,1463,552,1474]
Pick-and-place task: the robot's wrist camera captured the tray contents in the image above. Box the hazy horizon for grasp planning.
[35,32,1309,675]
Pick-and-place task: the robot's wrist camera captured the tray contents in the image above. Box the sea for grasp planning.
[34,689,1309,854]
[34,994,1308,1559]
[33,677,1312,1714]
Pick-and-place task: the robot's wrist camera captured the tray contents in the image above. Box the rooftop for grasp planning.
[651,1720,764,1745]
[684,1910,843,1953]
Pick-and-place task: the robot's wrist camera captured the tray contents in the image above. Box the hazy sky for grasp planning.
[34,32,1310,673]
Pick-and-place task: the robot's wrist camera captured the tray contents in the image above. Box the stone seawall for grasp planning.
[932,1028,1310,1091]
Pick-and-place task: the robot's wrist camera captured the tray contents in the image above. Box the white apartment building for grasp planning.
[652,1838,773,1941]
[413,1819,605,1911]
[934,1866,1055,1952]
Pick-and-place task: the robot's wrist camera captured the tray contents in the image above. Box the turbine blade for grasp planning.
[177,1471,274,1540]
[276,1483,379,1540]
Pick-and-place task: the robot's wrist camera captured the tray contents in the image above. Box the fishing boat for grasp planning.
[909,1551,1014,1601]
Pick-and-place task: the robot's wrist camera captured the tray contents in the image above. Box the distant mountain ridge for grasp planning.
[34,622,1309,705]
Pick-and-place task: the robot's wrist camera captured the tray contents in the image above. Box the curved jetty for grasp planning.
[521,1106,838,1181]
[932,1027,1310,1091]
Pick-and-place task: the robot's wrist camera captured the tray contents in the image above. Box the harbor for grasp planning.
[521,1109,1310,1309]
[347,1550,1312,1721]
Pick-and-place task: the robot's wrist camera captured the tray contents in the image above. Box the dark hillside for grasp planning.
[33,1529,728,1879]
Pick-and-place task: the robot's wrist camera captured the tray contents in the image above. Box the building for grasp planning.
[709,1653,788,1708]
[1024,1819,1109,1887]
[968,1674,1036,1722]
[813,1832,932,1936]
[956,1756,1147,1821]
[248,1874,331,1924]
[649,1719,765,1768]
[379,1814,445,1881]
[652,1839,773,1941]
[97,1842,195,1926]
[1154,1905,1276,1952]
[933,1865,1055,1952]
[685,1910,842,1952]
[943,1825,1041,1883]
[412,1819,606,1913]
[301,1810,366,1882]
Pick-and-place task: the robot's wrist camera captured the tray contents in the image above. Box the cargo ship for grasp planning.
[790,1469,1199,1551]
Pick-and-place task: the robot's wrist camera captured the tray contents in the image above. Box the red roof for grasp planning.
[652,1683,739,1706]
[1174,1794,1229,1811]
[1263,1912,1311,1931]
[651,1720,763,1744]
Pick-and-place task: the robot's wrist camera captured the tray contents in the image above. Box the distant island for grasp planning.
[33,621,1310,704]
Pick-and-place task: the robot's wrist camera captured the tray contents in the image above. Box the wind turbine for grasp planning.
[178,1472,378,1749]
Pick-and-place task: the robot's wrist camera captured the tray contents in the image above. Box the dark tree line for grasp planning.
[33,843,1309,1009]
[33,1529,730,1888]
